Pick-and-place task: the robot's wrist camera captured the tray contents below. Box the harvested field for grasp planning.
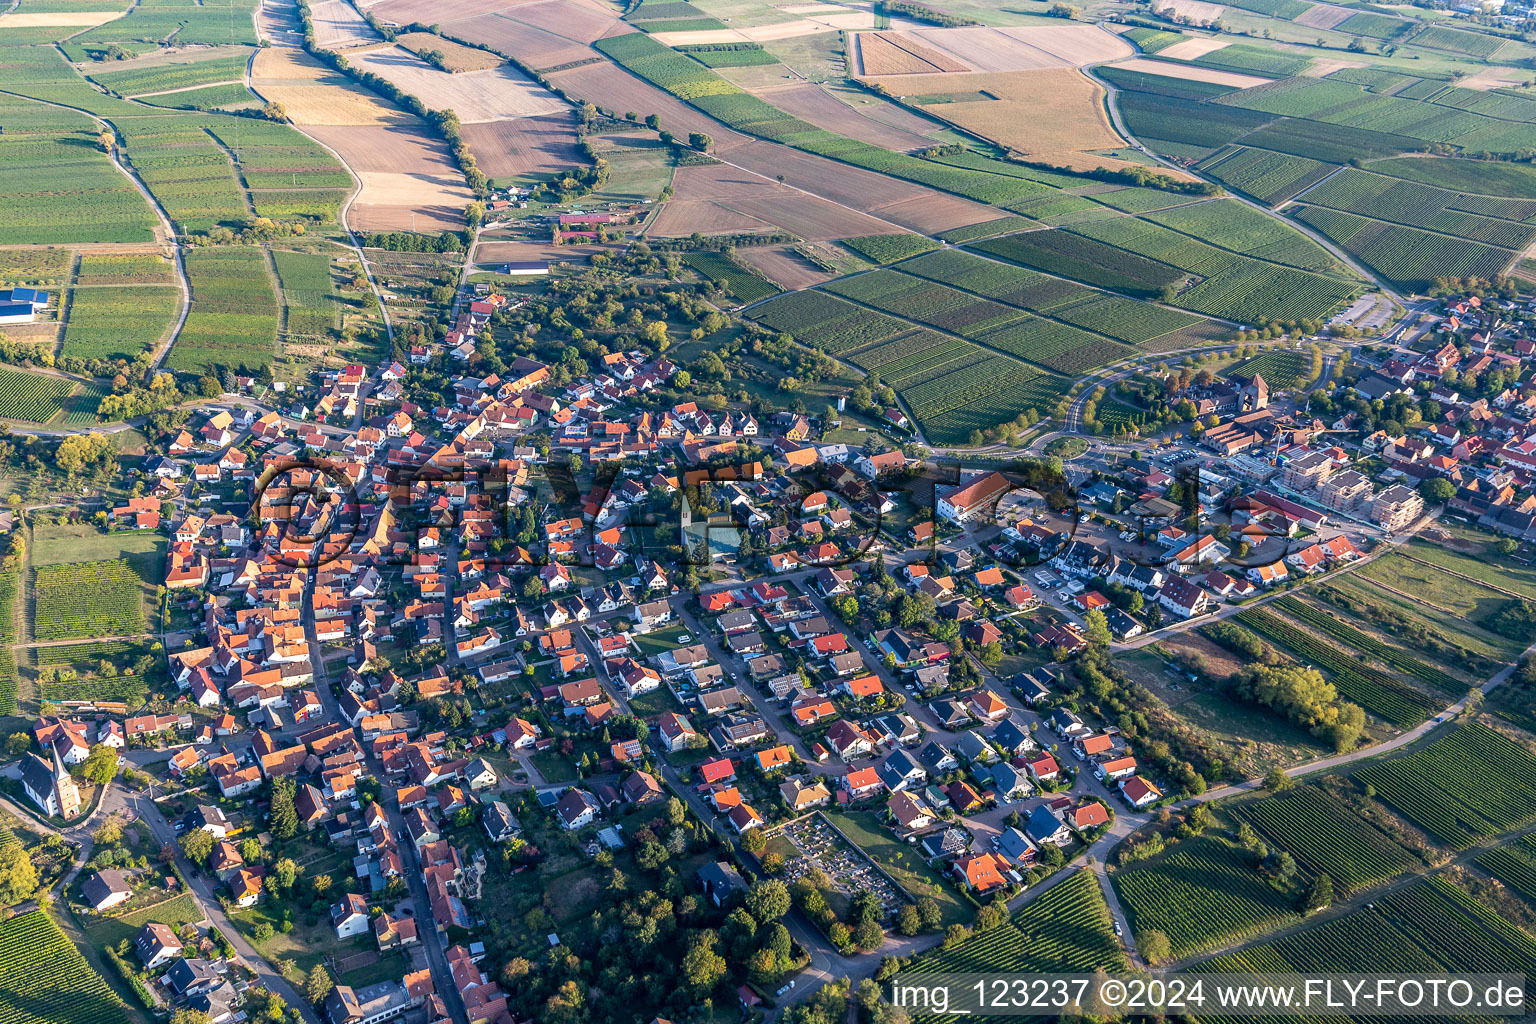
[734,244,835,289]
[1153,0,1227,21]
[1302,57,1366,76]
[251,46,410,125]
[1107,56,1273,87]
[1294,3,1354,28]
[460,113,584,179]
[890,24,1134,73]
[395,31,506,71]
[504,0,624,43]
[650,12,870,46]
[730,139,997,233]
[754,81,938,150]
[548,57,993,232]
[475,239,602,265]
[869,69,1139,172]
[828,83,947,136]
[546,58,747,146]
[308,0,380,48]
[303,124,472,232]
[0,11,124,27]
[1459,66,1531,91]
[648,162,903,239]
[349,46,565,122]
[855,31,970,75]
[362,0,508,15]
[1156,35,1232,60]
[444,12,596,68]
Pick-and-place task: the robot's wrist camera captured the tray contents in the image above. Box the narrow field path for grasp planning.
[243,9,395,345]
[0,81,193,369]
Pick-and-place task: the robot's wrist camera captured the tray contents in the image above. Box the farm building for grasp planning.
[496,261,550,276]
[0,288,48,323]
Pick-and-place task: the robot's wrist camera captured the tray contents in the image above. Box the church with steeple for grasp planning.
[22,744,80,819]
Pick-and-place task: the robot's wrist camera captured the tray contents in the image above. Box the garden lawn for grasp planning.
[30,523,165,566]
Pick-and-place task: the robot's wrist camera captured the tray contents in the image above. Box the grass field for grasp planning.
[61,284,180,361]
[167,246,279,373]
[81,892,203,950]
[30,524,164,567]
[1321,570,1516,664]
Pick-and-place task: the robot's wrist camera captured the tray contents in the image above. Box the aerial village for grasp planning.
[10,277,1536,1024]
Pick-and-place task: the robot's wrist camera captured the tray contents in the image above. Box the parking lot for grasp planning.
[777,814,904,916]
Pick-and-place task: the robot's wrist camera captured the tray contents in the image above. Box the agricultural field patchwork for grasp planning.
[167,246,279,373]
[61,0,260,61]
[1294,205,1519,292]
[1188,143,1332,204]
[61,284,181,360]
[0,122,159,245]
[969,230,1186,299]
[88,51,252,97]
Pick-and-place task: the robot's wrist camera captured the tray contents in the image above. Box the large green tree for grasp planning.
[0,844,38,906]
[78,744,118,786]
[269,776,299,839]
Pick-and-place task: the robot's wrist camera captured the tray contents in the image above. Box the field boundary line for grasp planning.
[1082,57,1407,309]
[1342,571,1459,616]
[52,252,82,362]
[244,39,395,346]
[129,79,245,98]
[1395,551,1529,601]
[0,79,195,370]
[1284,162,1348,205]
